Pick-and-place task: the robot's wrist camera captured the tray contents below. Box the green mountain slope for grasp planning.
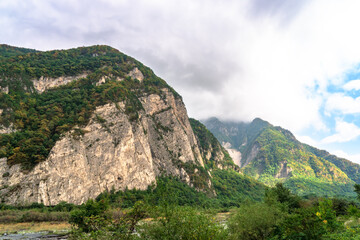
[305,144,360,184]
[189,118,237,170]
[189,118,266,204]
[0,44,38,60]
[203,117,357,197]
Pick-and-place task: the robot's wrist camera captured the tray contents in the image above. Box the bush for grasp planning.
[347,204,360,218]
[19,210,69,222]
[52,201,76,212]
[138,205,228,240]
[227,203,285,240]
[277,199,341,240]
[69,200,147,240]
[265,182,301,212]
[324,226,360,240]
[69,199,110,233]
[332,198,351,216]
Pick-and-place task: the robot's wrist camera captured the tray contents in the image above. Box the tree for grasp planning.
[354,184,360,200]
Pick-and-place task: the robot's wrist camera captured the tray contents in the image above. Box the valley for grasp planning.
[0,44,359,239]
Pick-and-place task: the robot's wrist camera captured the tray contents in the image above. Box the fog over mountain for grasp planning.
[2,0,360,163]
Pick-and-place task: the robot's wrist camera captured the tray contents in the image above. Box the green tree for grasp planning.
[228,203,285,240]
[354,184,360,200]
[139,206,227,240]
[69,199,110,233]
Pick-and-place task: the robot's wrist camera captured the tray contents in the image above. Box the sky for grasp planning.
[1,0,360,163]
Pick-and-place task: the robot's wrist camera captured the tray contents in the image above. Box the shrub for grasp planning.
[19,210,69,222]
[347,204,360,218]
[278,199,341,240]
[138,205,228,240]
[52,201,76,212]
[332,198,351,216]
[69,200,147,239]
[228,203,285,240]
[265,182,301,212]
[69,199,110,233]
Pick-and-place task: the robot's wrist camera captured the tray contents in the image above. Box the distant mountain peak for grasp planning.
[203,117,359,197]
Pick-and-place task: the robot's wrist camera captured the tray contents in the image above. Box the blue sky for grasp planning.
[297,66,360,162]
[1,0,360,163]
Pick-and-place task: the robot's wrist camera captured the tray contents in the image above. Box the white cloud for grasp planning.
[3,0,360,160]
[295,135,319,147]
[330,150,360,165]
[343,79,360,91]
[0,1,352,131]
[325,93,360,114]
[322,120,360,143]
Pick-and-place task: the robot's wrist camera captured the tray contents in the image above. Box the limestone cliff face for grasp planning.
[241,144,260,168]
[0,88,205,205]
[32,74,88,93]
[222,142,241,167]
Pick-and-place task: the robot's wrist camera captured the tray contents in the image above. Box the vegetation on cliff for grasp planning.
[0,44,37,60]
[189,118,237,170]
[0,45,178,170]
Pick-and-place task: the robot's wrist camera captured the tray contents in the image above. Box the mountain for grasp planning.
[0,44,38,61]
[0,45,265,205]
[189,118,266,204]
[203,117,357,197]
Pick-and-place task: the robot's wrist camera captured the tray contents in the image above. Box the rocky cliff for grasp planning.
[0,88,205,205]
[0,45,223,205]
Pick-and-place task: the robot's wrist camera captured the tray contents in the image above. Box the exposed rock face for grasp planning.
[0,124,15,134]
[241,144,259,168]
[127,67,144,82]
[95,74,123,86]
[31,68,143,92]
[0,109,16,134]
[32,74,88,93]
[0,88,204,205]
[0,86,8,94]
[202,144,225,169]
[274,161,292,179]
[222,142,241,167]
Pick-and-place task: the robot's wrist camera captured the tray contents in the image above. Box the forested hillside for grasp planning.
[203,117,358,197]
[0,44,37,60]
[0,45,176,170]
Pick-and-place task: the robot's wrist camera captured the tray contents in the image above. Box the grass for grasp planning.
[0,210,69,223]
[0,221,71,234]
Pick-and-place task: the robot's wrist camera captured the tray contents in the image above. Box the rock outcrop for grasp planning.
[222,142,242,167]
[274,161,293,179]
[0,86,8,94]
[0,124,15,135]
[32,74,88,93]
[127,67,144,82]
[0,88,205,205]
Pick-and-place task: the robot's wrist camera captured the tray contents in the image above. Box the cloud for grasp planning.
[249,0,310,24]
[330,150,360,165]
[295,135,319,147]
[325,93,360,115]
[343,79,360,91]
[3,0,360,158]
[322,120,360,143]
